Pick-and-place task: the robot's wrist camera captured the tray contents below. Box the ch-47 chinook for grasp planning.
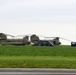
[29,35,61,46]
[0,33,30,45]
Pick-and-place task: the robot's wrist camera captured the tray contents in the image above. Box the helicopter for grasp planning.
[0,33,30,45]
[21,34,64,46]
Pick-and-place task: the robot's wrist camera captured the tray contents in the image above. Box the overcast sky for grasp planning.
[0,0,76,45]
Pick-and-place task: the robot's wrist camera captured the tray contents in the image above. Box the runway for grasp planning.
[0,68,76,75]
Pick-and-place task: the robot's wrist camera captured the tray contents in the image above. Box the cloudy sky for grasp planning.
[0,0,76,45]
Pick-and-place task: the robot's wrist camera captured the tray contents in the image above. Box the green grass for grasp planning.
[0,56,76,68]
[0,45,76,68]
[0,45,76,56]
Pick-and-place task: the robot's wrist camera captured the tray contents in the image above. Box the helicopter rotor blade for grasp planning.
[15,34,32,37]
[36,35,57,38]
[5,34,15,37]
[44,37,57,38]
[59,37,72,42]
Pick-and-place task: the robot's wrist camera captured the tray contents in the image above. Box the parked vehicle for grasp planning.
[71,42,76,47]
[33,40,53,46]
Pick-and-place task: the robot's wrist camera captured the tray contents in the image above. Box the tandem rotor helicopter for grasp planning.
[0,33,76,46]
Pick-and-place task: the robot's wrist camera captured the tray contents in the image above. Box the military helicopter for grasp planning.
[0,33,30,45]
[16,34,62,46]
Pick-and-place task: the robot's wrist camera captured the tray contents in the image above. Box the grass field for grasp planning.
[0,45,76,68]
